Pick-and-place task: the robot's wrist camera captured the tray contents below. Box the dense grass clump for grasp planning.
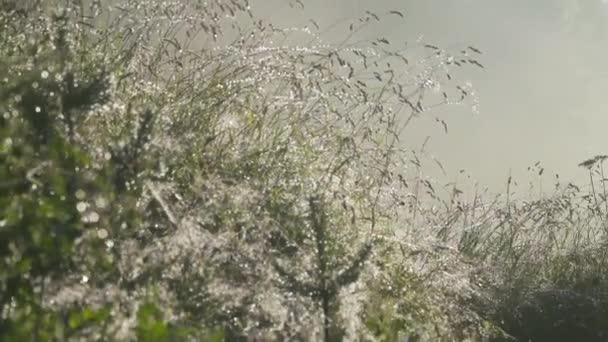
[2,0,607,341]
[424,159,608,342]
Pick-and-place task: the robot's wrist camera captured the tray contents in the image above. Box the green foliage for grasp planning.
[136,302,169,341]
[0,4,167,340]
[0,44,107,342]
[362,259,458,341]
[68,306,111,331]
[9,0,608,341]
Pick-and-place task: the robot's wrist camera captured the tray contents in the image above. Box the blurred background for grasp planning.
[251,0,608,192]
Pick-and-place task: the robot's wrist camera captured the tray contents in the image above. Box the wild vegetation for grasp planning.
[2,0,608,341]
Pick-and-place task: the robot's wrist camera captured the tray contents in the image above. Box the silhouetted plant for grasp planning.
[273,194,373,341]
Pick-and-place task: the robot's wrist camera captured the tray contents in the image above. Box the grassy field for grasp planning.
[1,1,607,341]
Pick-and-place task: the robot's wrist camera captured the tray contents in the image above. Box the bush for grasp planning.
[14,0,603,341]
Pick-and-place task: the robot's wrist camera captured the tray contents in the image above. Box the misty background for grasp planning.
[251,0,608,192]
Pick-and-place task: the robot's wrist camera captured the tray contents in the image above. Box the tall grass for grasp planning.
[2,0,607,341]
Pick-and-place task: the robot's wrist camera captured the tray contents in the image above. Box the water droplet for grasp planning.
[41,70,49,79]
[76,202,88,213]
[95,196,108,209]
[87,212,100,223]
[75,189,86,200]
[97,228,108,239]
[34,106,41,113]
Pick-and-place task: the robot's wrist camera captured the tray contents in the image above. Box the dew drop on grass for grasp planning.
[88,211,100,223]
[95,196,108,209]
[75,189,86,200]
[97,228,108,239]
[76,201,88,213]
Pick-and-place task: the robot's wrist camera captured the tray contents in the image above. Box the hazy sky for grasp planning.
[251,0,608,191]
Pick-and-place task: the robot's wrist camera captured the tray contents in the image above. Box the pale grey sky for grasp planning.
[251,0,608,191]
